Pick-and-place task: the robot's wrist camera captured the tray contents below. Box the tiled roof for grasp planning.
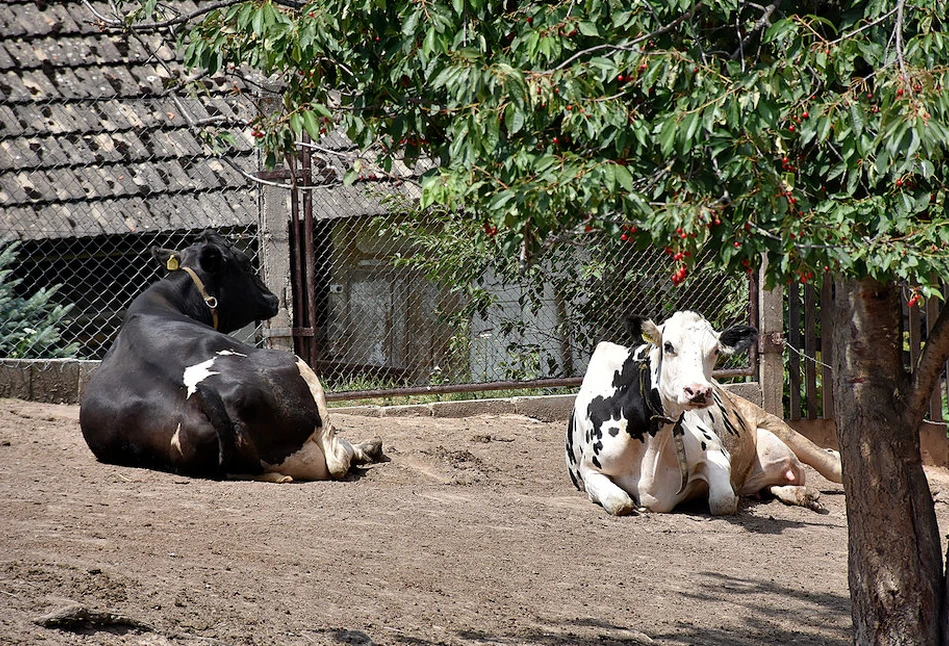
[0,0,259,240]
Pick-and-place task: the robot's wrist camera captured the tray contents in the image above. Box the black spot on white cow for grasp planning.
[566,310,841,515]
[80,231,382,482]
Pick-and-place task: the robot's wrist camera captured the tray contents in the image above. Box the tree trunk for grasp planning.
[831,277,944,644]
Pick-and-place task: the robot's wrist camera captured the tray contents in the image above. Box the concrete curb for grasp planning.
[332,394,575,422]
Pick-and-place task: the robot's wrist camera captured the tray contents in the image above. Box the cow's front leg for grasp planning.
[703,449,738,515]
[578,461,639,516]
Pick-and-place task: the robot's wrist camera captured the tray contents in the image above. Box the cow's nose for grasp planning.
[684,384,712,404]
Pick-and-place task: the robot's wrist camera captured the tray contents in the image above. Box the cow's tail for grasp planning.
[565,410,583,491]
[756,410,842,484]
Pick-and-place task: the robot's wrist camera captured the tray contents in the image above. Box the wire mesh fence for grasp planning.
[0,0,754,403]
[289,206,755,399]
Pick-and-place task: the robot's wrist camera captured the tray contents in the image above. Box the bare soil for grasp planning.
[2,398,948,646]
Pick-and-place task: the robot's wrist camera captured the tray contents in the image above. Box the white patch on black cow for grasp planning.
[170,423,183,456]
[183,358,220,398]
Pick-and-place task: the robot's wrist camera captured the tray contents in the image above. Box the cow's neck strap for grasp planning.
[671,414,688,495]
[180,266,219,330]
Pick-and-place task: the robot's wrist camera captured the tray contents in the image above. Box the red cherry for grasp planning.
[733,241,741,248]
[802,111,809,118]
[908,294,921,308]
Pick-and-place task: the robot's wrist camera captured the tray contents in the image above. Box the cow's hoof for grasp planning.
[357,438,385,464]
[256,472,294,484]
[769,485,826,512]
[599,498,640,516]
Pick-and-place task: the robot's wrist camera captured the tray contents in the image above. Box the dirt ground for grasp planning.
[2,398,949,646]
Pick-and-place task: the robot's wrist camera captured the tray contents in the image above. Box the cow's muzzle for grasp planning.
[683,384,712,406]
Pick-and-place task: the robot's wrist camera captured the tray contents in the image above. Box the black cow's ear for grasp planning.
[198,244,224,274]
[151,246,180,272]
[719,325,758,355]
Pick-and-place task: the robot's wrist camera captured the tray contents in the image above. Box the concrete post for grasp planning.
[255,77,294,352]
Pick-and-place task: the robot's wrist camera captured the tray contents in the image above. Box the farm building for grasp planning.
[0,0,457,386]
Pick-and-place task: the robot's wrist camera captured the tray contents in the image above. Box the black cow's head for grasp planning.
[151,231,279,333]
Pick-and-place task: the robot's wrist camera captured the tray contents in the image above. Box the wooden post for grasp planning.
[757,258,786,418]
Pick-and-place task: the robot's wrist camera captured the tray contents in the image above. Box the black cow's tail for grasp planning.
[189,384,260,478]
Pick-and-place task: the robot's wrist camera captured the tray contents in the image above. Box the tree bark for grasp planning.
[831,276,944,645]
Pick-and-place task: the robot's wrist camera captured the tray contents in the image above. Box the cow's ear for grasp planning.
[625,316,660,346]
[151,246,181,272]
[198,244,224,274]
[640,319,662,347]
[719,325,758,355]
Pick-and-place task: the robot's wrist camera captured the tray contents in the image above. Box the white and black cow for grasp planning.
[566,310,842,515]
[80,231,382,482]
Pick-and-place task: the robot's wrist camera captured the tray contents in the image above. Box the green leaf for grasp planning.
[504,104,525,134]
[302,110,322,140]
[578,21,599,37]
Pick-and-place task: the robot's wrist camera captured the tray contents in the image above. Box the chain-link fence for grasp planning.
[0,0,754,402]
[288,206,754,399]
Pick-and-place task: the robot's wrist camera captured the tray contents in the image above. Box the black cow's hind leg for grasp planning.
[189,385,261,478]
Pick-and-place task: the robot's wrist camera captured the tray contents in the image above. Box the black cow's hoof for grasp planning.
[358,438,385,464]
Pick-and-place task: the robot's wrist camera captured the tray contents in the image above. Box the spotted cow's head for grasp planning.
[629,311,757,413]
[151,231,279,333]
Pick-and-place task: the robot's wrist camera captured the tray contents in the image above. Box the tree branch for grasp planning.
[548,5,700,73]
[827,6,900,46]
[83,0,304,32]
[730,1,783,61]
[907,299,949,423]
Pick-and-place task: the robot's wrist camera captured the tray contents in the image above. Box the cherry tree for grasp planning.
[106,0,949,641]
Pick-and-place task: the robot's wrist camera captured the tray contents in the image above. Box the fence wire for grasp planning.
[0,0,753,400]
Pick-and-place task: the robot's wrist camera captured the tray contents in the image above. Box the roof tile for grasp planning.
[2,1,261,240]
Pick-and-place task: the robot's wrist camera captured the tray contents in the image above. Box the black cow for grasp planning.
[80,231,382,481]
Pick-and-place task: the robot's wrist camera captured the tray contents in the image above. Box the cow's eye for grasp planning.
[664,341,675,355]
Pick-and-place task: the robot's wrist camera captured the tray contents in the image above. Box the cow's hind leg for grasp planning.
[294,358,383,478]
[743,428,824,511]
[318,425,384,479]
